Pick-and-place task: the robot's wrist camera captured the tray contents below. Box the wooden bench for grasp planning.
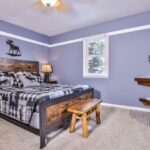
[67,99,103,138]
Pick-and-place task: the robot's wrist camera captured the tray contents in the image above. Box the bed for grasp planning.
[0,58,94,148]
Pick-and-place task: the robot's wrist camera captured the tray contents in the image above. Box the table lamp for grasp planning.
[42,64,53,83]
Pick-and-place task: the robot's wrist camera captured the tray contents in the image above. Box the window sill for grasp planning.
[83,74,109,78]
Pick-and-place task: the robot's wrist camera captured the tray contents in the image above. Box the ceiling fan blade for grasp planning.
[32,0,53,15]
[55,0,68,12]
[33,0,45,10]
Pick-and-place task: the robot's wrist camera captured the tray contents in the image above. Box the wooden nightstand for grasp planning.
[46,80,58,84]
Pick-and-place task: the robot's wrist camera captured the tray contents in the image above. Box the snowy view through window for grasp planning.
[83,34,109,78]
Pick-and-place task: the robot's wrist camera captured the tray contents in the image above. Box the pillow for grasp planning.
[7,72,20,87]
[15,71,41,88]
[18,74,40,87]
[0,79,9,86]
[0,72,7,78]
[0,79,8,84]
[0,72,13,87]
[15,71,43,82]
[31,72,43,83]
[0,71,23,88]
[0,71,42,88]
[15,71,30,88]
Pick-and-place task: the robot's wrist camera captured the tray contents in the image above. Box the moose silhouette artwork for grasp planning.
[6,39,21,56]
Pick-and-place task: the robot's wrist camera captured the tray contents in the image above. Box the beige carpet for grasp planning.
[0,106,150,150]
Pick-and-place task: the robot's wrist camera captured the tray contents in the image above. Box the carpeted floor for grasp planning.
[0,106,150,150]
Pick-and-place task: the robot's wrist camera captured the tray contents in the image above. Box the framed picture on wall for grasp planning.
[83,34,109,78]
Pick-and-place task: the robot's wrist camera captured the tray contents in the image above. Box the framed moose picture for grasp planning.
[6,39,21,56]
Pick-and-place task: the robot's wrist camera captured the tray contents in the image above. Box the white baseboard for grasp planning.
[101,103,150,112]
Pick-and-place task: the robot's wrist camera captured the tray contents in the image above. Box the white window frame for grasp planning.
[83,34,109,78]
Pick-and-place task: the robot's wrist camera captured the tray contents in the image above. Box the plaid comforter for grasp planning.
[0,84,89,124]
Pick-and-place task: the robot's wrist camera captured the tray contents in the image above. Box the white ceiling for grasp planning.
[0,0,150,36]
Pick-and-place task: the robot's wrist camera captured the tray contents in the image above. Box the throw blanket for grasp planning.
[0,84,89,124]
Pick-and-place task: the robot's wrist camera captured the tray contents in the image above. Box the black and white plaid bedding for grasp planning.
[0,71,43,88]
[0,72,18,87]
[15,71,43,88]
[0,84,89,124]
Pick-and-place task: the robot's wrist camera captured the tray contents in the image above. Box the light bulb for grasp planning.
[41,0,57,7]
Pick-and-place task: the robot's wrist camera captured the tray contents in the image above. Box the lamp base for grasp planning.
[44,73,50,83]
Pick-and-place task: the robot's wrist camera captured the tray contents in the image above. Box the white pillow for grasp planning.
[18,75,40,87]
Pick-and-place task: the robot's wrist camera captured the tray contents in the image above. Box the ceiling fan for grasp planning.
[35,0,67,13]
[35,0,91,16]
[41,0,59,7]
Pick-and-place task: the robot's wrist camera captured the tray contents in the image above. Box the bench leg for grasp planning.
[69,114,76,133]
[81,114,88,138]
[96,105,101,124]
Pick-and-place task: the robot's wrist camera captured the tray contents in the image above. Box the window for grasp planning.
[83,34,109,78]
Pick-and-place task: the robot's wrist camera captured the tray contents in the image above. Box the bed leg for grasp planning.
[40,121,46,149]
[40,134,46,149]
[39,102,46,149]
[91,88,94,98]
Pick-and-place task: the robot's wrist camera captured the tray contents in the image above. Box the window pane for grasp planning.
[88,56,104,74]
[88,39,104,56]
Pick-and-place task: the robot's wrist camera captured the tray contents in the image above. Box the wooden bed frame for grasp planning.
[0,58,94,149]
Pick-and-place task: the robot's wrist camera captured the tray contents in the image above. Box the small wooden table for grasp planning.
[67,99,102,138]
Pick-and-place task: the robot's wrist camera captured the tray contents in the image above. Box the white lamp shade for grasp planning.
[42,64,53,73]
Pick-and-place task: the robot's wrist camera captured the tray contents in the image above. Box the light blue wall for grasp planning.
[50,11,150,43]
[0,20,49,67]
[0,20,49,43]
[1,11,150,108]
[49,11,150,108]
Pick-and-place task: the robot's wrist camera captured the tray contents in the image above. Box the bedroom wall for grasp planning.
[49,11,150,108]
[0,20,50,67]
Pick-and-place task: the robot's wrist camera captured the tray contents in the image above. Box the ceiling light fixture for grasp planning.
[41,0,57,7]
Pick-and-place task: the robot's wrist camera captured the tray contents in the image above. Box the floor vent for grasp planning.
[130,110,150,127]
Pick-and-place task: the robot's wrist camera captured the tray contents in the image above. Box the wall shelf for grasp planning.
[139,98,150,106]
[135,77,150,87]
[135,77,150,106]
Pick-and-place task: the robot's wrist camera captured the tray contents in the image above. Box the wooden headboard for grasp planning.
[0,58,39,72]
